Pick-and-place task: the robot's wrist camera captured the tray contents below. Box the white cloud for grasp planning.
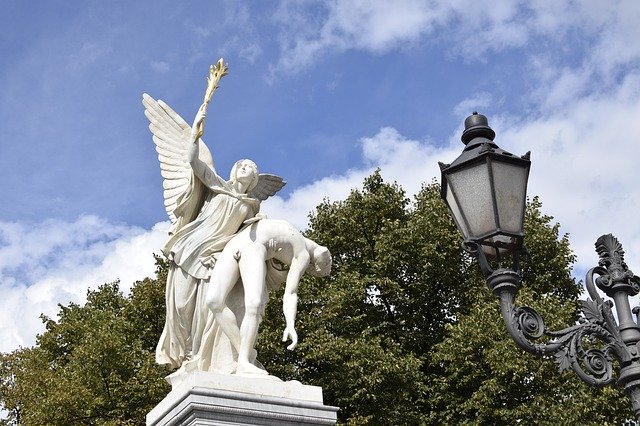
[0,217,168,352]
[271,0,640,79]
[150,60,170,73]
[589,1,640,76]
[239,43,262,63]
[262,126,460,230]
[272,0,445,74]
[453,92,494,120]
[263,170,364,230]
[499,72,640,274]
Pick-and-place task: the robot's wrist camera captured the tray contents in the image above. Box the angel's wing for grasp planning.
[142,93,213,223]
[250,174,286,201]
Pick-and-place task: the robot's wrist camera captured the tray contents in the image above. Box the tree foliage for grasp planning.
[258,171,634,424]
[0,258,170,425]
[1,172,635,424]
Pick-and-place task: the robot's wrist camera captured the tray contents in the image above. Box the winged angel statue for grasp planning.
[142,59,285,375]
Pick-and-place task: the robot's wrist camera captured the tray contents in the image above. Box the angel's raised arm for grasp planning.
[187,103,227,190]
[185,59,230,191]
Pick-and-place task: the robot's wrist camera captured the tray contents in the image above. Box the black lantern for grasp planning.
[439,112,530,259]
[439,112,640,421]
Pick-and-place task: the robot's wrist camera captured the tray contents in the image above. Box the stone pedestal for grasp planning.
[147,371,338,425]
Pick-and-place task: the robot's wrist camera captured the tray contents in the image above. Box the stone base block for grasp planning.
[147,371,338,425]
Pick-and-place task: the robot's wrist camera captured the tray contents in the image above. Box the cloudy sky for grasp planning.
[2,0,640,352]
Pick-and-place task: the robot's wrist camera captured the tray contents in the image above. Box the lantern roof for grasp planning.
[439,112,530,174]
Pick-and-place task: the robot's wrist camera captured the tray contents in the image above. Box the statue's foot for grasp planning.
[236,361,268,376]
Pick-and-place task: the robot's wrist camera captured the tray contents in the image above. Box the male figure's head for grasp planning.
[308,245,332,277]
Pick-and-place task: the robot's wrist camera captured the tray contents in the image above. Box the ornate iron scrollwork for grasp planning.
[469,234,640,419]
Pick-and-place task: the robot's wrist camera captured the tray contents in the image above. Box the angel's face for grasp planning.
[233,159,259,189]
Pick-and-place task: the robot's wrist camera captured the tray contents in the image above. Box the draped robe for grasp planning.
[155,162,259,371]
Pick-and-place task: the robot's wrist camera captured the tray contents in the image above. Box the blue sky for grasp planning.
[2,0,640,351]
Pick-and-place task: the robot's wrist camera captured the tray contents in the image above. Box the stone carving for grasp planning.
[143,59,332,377]
[206,219,331,375]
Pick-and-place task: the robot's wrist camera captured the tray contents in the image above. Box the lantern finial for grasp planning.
[462,112,495,144]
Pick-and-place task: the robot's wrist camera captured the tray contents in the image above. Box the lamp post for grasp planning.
[439,112,640,421]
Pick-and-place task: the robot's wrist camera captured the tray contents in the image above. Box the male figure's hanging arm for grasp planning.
[281,251,310,350]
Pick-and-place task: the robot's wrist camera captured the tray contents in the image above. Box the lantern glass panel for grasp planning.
[444,180,470,238]
[446,160,495,239]
[491,159,529,235]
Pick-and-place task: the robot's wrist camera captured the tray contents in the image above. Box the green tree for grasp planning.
[258,172,634,424]
[258,171,470,422]
[259,172,447,423]
[0,258,170,425]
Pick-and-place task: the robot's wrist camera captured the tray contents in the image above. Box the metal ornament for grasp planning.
[467,234,640,420]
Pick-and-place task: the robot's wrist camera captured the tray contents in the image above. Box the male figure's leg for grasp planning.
[237,244,268,374]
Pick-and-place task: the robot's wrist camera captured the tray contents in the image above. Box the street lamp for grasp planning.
[440,112,640,421]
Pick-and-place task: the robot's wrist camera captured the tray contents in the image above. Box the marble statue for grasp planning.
[206,219,332,375]
[142,59,289,373]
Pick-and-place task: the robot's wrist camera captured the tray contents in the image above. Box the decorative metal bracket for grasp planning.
[466,234,640,420]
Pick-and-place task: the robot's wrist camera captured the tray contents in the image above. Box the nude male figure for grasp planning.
[205,219,332,375]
